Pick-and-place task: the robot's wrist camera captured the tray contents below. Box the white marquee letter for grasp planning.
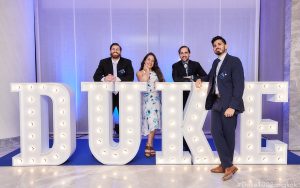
[182,83,218,164]
[238,82,288,164]
[82,82,146,165]
[11,83,76,166]
[155,83,192,164]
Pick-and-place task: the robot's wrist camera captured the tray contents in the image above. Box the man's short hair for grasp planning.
[110,43,122,51]
[211,36,227,45]
[178,45,190,54]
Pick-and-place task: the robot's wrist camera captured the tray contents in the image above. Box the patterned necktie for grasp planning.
[183,62,188,76]
[215,59,222,94]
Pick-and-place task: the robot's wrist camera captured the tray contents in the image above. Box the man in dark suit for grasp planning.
[203,36,244,181]
[172,45,207,151]
[93,43,134,136]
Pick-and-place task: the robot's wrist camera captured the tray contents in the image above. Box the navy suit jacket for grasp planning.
[93,57,134,82]
[205,54,245,113]
[172,60,207,82]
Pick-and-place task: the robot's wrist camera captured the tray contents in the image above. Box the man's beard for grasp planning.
[111,53,120,59]
[181,57,189,62]
[214,49,224,56]
[214,51,222,55]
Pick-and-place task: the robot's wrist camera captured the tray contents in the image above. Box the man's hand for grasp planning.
[224,108,235,117]
[104,74,115,82]
[111,76,116,82]
[195,79,202,88]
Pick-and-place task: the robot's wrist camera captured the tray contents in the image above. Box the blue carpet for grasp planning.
[1,138,300,166]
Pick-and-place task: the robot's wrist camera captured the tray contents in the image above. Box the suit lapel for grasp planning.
[108,58,114,74]
[207,59,219,94]
[188,61,194,75]
[116,57,123,71]
[212,59,219,77]
[178,61,185,75]
[218,53,229,76]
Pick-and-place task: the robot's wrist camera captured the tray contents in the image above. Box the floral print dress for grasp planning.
[141,71,161,136]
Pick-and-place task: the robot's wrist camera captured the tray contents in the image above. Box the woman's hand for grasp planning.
[143,63,150,73]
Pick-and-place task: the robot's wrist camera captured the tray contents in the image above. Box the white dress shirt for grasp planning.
[215,53,227,95]
[101,58,121,82]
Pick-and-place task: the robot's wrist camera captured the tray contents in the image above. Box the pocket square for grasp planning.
[219,72,228,79]
[118,69,125,75]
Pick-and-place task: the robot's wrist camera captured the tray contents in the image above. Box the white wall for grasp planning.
[289,0,300,150]
[0,0,36,139]
[35,0,260,133]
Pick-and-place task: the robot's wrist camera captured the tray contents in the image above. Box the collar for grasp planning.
[181,60,189,65]
[111,57,120,64]
[218,52,227,62]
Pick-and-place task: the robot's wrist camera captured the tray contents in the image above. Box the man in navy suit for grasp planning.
[204,36,245,181]
[172,46,207,151]
[93,43,134,136]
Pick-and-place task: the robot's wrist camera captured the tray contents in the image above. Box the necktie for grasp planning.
[112,61,118,77]
[183,62,188,76]
[215,59,222,95]
[112,61,118,95]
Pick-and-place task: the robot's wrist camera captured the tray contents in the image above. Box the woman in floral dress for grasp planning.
[136,52,165,157]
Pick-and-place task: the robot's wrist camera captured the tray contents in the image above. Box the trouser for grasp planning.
[183,91,190,151]
[211,98,237,168]
[112,93,119,134]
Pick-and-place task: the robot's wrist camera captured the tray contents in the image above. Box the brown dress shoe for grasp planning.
[222,165,238,181]
[210,165,225,173]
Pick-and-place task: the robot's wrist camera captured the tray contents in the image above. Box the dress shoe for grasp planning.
[210,165,225,173]
[222,165,238,181]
